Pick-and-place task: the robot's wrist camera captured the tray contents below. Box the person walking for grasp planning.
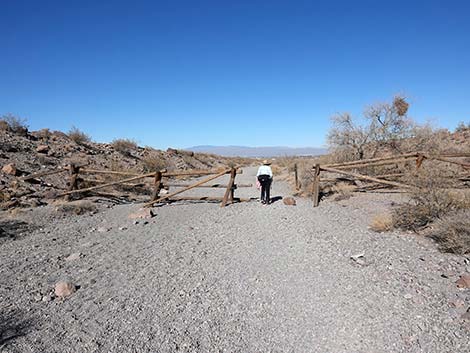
[257,160,273,204]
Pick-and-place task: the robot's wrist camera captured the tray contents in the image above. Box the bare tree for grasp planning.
[327,96,414,160]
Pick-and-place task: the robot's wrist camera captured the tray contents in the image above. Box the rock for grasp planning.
[118,226,128,231]
[36,145,49,153]
[128,208,155,220]
[97,227,110,233]
[42,293,55,302]
[462,309,470,321]
[456,274,470,288]
[350,253,366,266]
[404,293,413,300]
[2,163,17,176]
[54,281,76,298]
[449,298,465,308]
[283,196,296,206]
[65,252,81,261]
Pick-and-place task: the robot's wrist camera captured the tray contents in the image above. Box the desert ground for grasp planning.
[1,167,469,353]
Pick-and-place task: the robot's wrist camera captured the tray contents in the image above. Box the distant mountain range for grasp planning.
[186,145,328,157]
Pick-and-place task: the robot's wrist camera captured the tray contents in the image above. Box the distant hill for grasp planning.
[186,145,328,157]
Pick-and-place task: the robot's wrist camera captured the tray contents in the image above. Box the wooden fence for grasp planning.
[25,165,252,207]
[308,152,470,207]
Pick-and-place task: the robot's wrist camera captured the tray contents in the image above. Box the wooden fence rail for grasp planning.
[48,164,250,208]
[310,151,470,207]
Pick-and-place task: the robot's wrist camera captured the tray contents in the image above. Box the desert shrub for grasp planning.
[370,213,393,232]
[331,182,356,201]
[36,128,51,140]
[68,126,91,144]
[392,166,469,231]
[428,210,470,254]
[141,153,167,172]
[112,138,138,156]
[0,114,28,134]
[455,121,470,133]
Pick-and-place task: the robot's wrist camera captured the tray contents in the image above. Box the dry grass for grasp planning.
[331,182,356,201]
[392,165,470,231]
[369,213,393,232]
[141,153,167,172]
[428,210,470,254]
[112,138,138,156]
[0,114,28,134]
[68,126,91,144]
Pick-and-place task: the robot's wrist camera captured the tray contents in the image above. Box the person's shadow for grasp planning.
[270,196,283,204]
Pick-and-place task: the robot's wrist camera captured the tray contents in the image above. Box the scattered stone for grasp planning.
[128,208,155,220]
[2,163,17,176]
[133,220,139,225]
[143,221,149,225]
[283,197,296,206]
[65,252,81,261]
[404,293,413,300]
[456,274,470,288]
[54,281,76,298]
[350,253,366,266]
[449,298,465,308]
[118,226,128,231]
[42,293,55,302]
[97,227,110,233]
[36,145,49,153]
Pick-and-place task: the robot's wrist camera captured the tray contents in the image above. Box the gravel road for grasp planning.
[1,167,469,352]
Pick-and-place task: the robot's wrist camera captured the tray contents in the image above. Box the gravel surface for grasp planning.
[1,167,469,352]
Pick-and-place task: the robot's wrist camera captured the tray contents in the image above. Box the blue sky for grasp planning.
[1,0,469,149]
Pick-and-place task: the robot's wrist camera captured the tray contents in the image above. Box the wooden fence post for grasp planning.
[221,167,237,207]
[312,164,321,207]
[230,169,237,203]
[416,153,426,169]
[152,170,163,201]
[65,163,80,201]
[294,163,299,190]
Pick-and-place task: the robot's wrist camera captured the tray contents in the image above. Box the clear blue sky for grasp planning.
[1,0,469,149]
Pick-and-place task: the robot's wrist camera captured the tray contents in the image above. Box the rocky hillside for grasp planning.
[0,126,247,209]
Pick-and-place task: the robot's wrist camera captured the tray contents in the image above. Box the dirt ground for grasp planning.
[1,167,469,352]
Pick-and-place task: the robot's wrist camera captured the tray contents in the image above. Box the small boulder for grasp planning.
[283,197,296,206]
[54,281,77,298]
[2,163,17,176]
[128,208,155,220]
[456,274,470,288]
[36,145,49,153]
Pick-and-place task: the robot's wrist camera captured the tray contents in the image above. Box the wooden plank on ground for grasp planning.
[168,196,252,202]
